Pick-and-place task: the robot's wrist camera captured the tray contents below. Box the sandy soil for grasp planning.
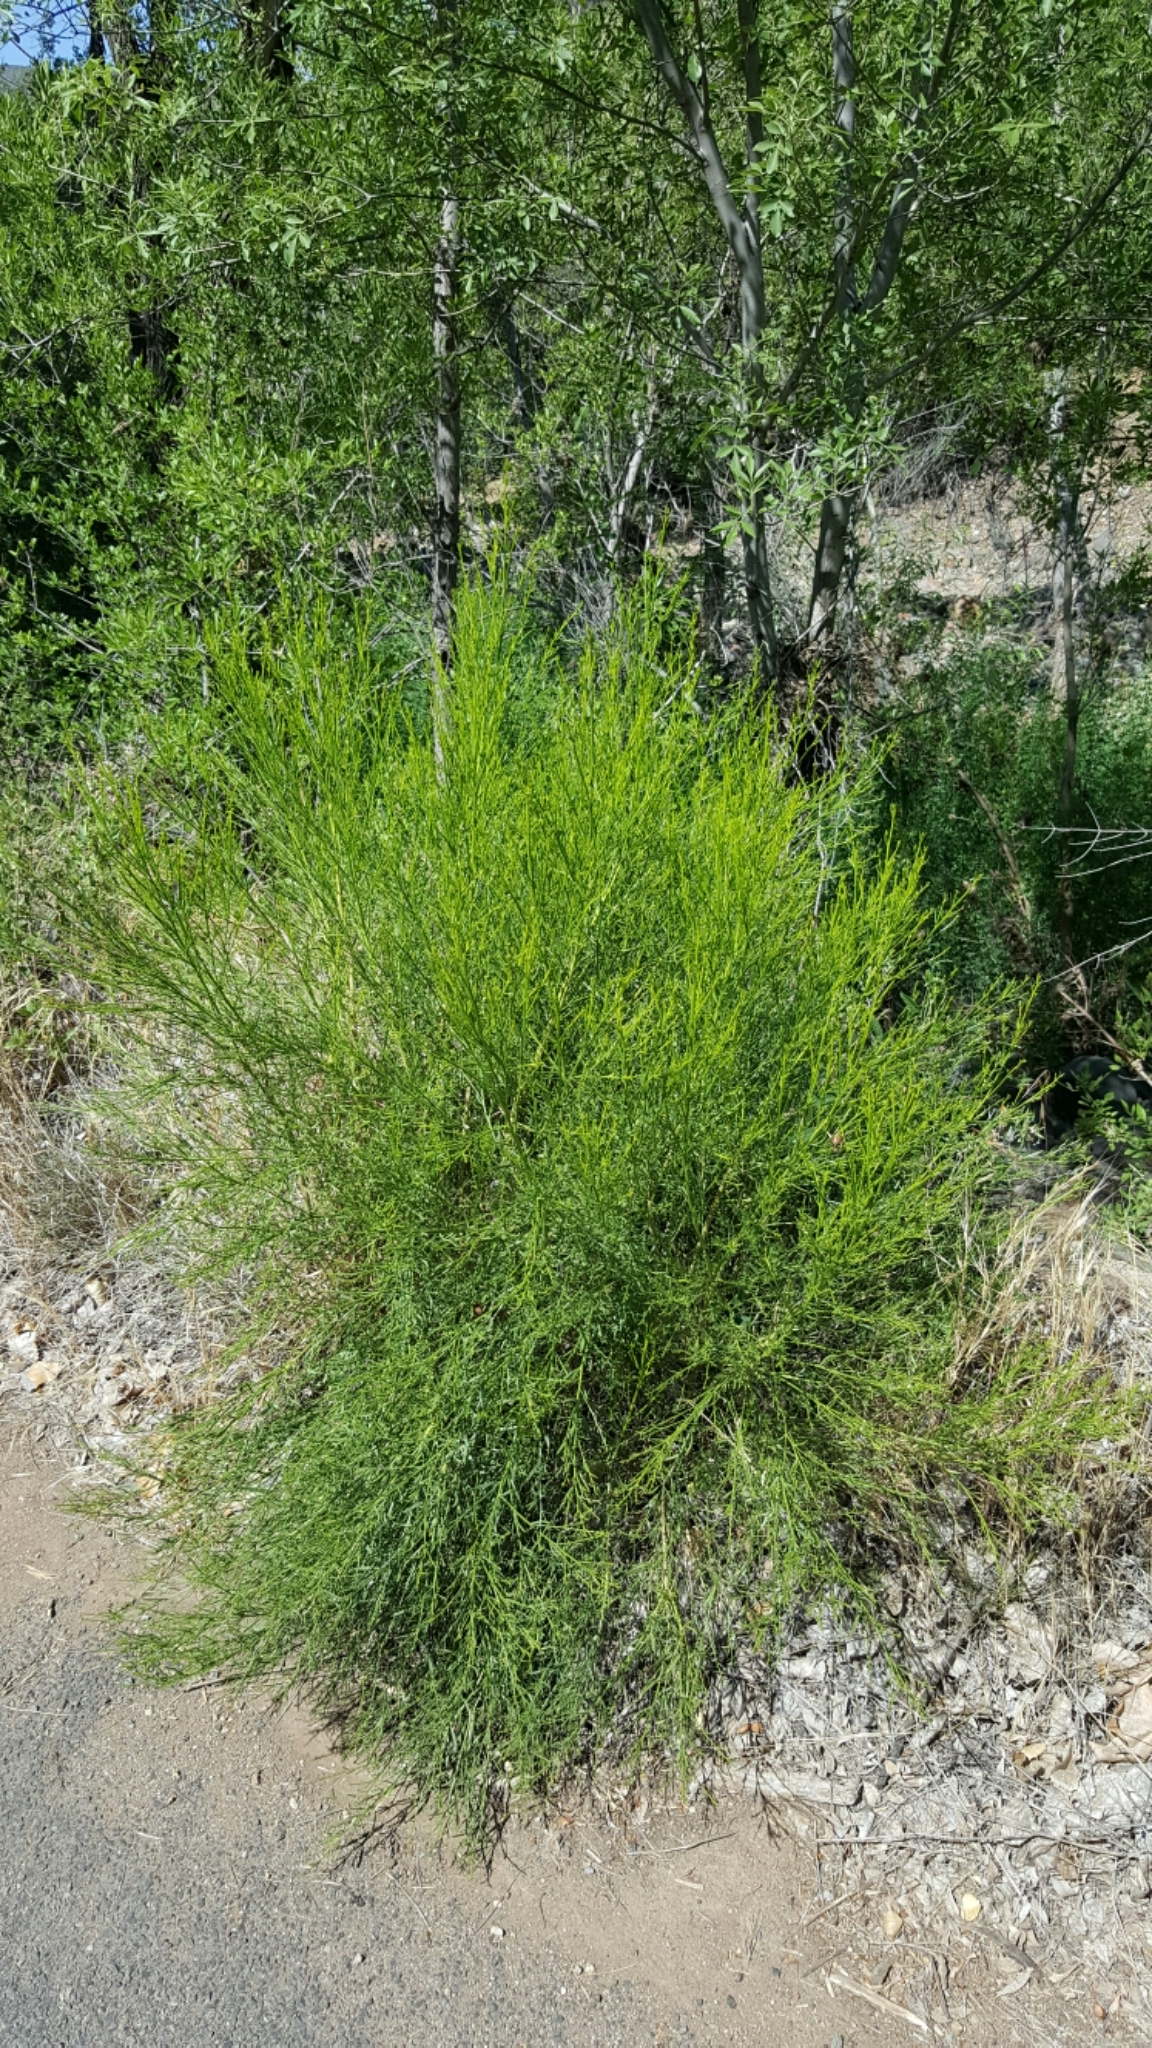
[6,1408,1146,2048]
[2,1429,890,2048]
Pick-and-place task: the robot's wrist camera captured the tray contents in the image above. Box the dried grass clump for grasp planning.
[943,1187,1152,1604]
[0,971,145,1267]
[956,1188,1152,1394]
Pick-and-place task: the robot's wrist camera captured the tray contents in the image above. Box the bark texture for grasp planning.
[807,3,858,646]
[700,477,727,673]
[1047,375,1083,959]
[633,0,777,676]
[431,191,461,770]
[806,0,965,642]
[243,1,295,84]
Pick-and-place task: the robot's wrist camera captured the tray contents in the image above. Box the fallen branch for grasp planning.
[827,1966,930,2033]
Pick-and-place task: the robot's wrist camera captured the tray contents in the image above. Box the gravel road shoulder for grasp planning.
[0,1429,892,2048]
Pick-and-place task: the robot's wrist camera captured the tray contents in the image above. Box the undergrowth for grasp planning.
[67,573,1130,1836]
[881,648,1152,1057]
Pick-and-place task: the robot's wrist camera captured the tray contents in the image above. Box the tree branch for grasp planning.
[877,103,1152,386]
[631,0,764,346]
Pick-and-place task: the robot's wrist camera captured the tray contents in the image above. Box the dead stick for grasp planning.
[827,1967,929,2033]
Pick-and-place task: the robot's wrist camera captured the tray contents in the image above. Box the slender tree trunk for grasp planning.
[1052,476,1078,722]
[1053,464,1081,959]
[736,0,764,272]
[87,4,105,61]
[1047,373,1081,958]
[500,301,536,428]
[102,2,137,68]
[431,191,461,770]
[609,377,658,570]
[809,492,853,642]
[243,1,294,84]
[830,1,857,321]
[808,2,857,644]
[633,0,776,678]
[734,0,777,674]
[701,475,727,673]
[805,0,964,642]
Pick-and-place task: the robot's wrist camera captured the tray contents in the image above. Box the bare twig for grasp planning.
[1056,962,1152,1086]
[954,768,1033,932]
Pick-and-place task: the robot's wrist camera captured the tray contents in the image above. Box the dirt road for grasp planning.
[0,1442,884,2048]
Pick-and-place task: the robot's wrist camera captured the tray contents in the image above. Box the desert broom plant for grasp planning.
[71,573,1124,1832]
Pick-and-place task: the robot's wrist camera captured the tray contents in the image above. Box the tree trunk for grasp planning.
[500,301,536,428]
[87,4,105,61]
[609,375,659,571]
[102,3,138,68]
[243,1,294,84]
[1047,371,1081,959]
[734,0,777,675]
[633,0,776,678]
[805,0,963,642]
[1053,464,1081,959]
[808,491,853,642]
[808,3,857,644]
[737,479,776,670]
[700,476,727,674]
[830,0,857,321]
[736,0,764,271]
[1052,473,1078,722]
[431,190,461,771]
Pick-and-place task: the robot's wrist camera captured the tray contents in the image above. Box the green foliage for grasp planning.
[883,646,1152,1053]
[6,0,1152,752]
[1,0,1150,1831]
[1093,977,1152,1239]
[70,579,1118,1829]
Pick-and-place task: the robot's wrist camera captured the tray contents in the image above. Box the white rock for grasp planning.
[1002,1604,1055,1685]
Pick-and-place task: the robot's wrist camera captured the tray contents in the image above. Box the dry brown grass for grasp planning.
[948,1184,1152,1639]
[0,969,145,1268]
[955,1183,1152,1395]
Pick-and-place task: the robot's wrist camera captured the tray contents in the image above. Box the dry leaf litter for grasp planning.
[672,1197,1152,2040]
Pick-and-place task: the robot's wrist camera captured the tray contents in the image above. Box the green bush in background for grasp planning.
[884,644,1152,1059]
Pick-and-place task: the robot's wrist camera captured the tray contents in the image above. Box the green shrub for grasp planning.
[883,646,1152,1055]
[75,576,1115,1830]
